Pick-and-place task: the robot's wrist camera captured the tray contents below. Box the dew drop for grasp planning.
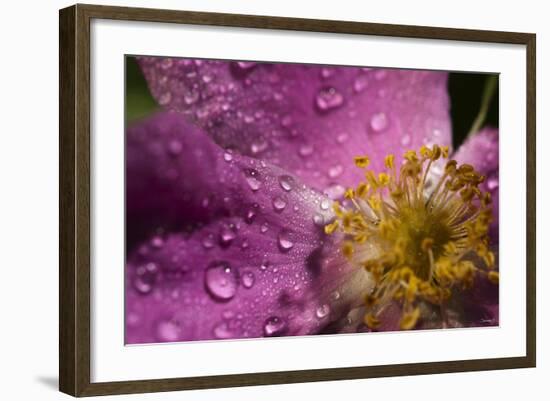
[241,270,256,288]
[315,87,344,112]
[155,319,181,342]
[487,174,499,190]
[299,144,314,157]
[277,230,294,252]
[370,112,388,132]
[320,198,331,210]
[244,169,262,191]
[263,316,287,336]
[353,76,369,93]
[219,225,236,246]
[401,134,411,146]
[320,67,334,79]
[328,164,344,178]
[281,115,293,127]
[183,90,199,105]
[244,204,259,224]
[158,91,172,106]
[150,236,164,248]
[375,69,387,80]
[336,133,349,144]
[251,140,268,154]
[260,222,269,233]
[237,61,257,70]
[204,262,239,302]
[167,140,182,156]
[313,213,325,226]
[324,184,346,200]
[223,150,233,162]
[272,196,287,212]
[279,175,294,192]
[316,304,331,319]
[133,262,158,294]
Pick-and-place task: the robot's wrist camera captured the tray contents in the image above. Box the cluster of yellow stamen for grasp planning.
[325,144,497,330]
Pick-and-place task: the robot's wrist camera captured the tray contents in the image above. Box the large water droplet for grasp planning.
[204,262,239,302]
[263,316,287,336]
[277,230,294,252]
[241,270,256,289]
[316,304,331,319]
[223,150,233,162]
[320,198,331,210]
[370,112,388,132]
[315,87,344,112]
[244,169,262,191]
[272,196,287,212]
[133,262,158,294]
[279,175,294,192]
[155,319,181,342]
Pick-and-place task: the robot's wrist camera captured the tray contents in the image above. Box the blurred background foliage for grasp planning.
[125,57,498,149]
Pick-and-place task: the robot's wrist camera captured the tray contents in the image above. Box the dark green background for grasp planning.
[126,57,498,149]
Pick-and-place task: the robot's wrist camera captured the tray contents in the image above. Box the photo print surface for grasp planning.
[125,57,499,344]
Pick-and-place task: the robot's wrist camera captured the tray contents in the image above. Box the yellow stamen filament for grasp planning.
[326,144,496,330]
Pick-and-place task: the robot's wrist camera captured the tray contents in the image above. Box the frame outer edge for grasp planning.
[59,5,78,397]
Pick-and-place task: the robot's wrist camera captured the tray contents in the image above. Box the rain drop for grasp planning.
[204,262,239,302]
[328,164,344,178]
[277,230,294,252]
[299,144,314,157]
[370,112,388,132]
[167,140,182,156]
[133,263,158,294]
[401,134,411,146]
[213,322,234,339]
[251,140,268,154]
[315,87,344,112]
[223,150,233,162]
[272,196,287,212]
[202,234,215,249]
[353,76,369,93]
[320,198,330,210]
[244,204,259,224]
[336,133,349,144]
[279,175,294,192]
[219,225,236,246]
[313,213,325,226]
[155,319,181,342]
[244,169,262,191]
[241,270,256,289]
[316,304,331,319]
[260,222,269,233]
[263,316,287,336]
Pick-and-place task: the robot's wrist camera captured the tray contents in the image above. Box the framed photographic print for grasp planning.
[59,4,536,397]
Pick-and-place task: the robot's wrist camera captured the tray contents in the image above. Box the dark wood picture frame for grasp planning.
[59,3,536,397]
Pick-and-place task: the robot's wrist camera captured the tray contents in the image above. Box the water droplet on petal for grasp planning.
[150,236,164,248]
[316,304,331,319]
[313,213,325,226]
[251,140,268,154]
[237,61,257,70]
[370,112,388,132]
[241,270,256,288]
[202,234,215,249]
[244,204,259,224]
[375,69,387,80]
[315,87,344,112]
[353,76,369,93]
[158,91,172,105]
[321,67,334,79]
[263,316,287,336]
[205,262,239,302]
[336,133,349,144]
[279,175,294,192]
[277,230,294,252]
[155,319,181,342]
[213,321,234,339]
[223,150,233,162]
[272,196,287,212]
[219,225,236,246]
[324,184,346,200]
[401,134,411,146]
[487,174,499,190]
[167,140,182,156]
[260,222,269,233]
[328,164,344,178]
[299,144,314,157]
[244,169,262,191]
[133,263,158,294]
[320,199,331,210]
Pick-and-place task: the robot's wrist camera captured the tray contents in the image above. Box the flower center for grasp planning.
[325,144,497,330]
